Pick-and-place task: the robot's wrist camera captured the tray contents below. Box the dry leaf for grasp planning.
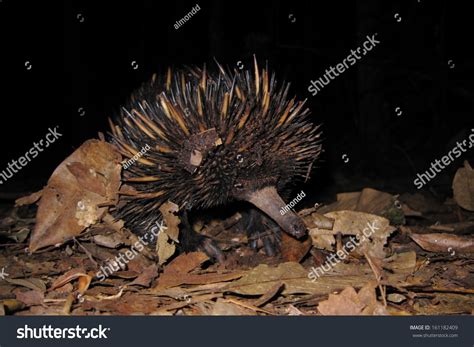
[280,232,312,262]
[317,282,388,316]
[251,282,283,307]
[50,268,92,293]
[227,262,315,295]
[157,232,176,265]
[156,201,180,264]
[154,252,243,289]
[159,201,180,242]
[453,161,474,211]
[15,290,44,306]
[309,211,396,259]
[410,233,474,254]
[15,190,43,207]
[198,298,253,315]
[129,264,159,287]
[29,139,122,252]
[318,287,365,315]
[5,278,47,292]
[317,188,405,224]
[93,234,124,248]
[0,299,25,314]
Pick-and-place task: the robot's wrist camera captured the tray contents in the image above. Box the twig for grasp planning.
[73,238,98,266]
[364,252,387,307]
[223,298,275,315]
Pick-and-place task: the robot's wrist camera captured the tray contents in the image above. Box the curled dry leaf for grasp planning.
[410,233,474,254]
[129,264,159,287]
[317,188,405,225]
[157,232,175,266]
[317,282,388,316]
[93,234,124,249]
[309,211,396,259]
[156,252,209,288]
[453,161,474,211]
[0,299,25,314]
[158,201,180,242]
[178,128,222,173]
[280,232,312,263]
[318,287,364,315]
[155,252,242,289]
[227,262,313,296]
[156,201,181,265]
[15,290,44,306]
[50,268,92,295]
[251,282,283,307]
[15,190,43,207]
[5,278,47,292]
[29,139,122,252]
[198,298,253,316]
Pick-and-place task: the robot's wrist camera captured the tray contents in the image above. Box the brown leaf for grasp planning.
[156,232,176,266]
[93,234,124,248]
[281,232,312,263]
[163,252,209,274]
[178,128,222,173]
[251,282,283,307]
[15,190,43,207]
[50,268,92,292]
[77,275,92,294]
[227,262,315,295]
[154,252,244,289]
[156,252,208,288]
[198,298,253,315]
[0,299,25,314]
[15,290,44,306]
[318,287,364,315]
[129,264,159,287]
[158,201,180,242]
[410,233,474,254]
[453,161,474,211]
[29,139,122,252]
[317,283,388,316]
[309,211,396,259]
[317,188,405,224]
[67,162,107,196]
[155,201,181,264]
[5,278,47,292]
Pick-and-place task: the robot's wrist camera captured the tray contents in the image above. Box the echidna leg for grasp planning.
[244,208,282,256]
[179,210,225,262]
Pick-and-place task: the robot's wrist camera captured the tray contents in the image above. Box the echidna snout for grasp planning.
[244,186,307,238]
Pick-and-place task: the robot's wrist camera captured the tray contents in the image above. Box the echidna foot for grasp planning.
[244,208,282,256]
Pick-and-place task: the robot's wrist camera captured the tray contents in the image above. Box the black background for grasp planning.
[0,0,472,203]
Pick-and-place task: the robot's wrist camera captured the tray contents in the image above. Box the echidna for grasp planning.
[108,57,322,260]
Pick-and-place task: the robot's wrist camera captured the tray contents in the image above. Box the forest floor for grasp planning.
[0,182,473,316]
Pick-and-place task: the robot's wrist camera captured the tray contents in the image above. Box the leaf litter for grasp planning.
[0,144,473,316]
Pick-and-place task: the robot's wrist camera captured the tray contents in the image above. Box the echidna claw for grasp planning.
[198,238,225,263]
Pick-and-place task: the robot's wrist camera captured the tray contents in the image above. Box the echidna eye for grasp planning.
[394,200,402,209]
[236,154,243,163]
[234,182,243,190]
